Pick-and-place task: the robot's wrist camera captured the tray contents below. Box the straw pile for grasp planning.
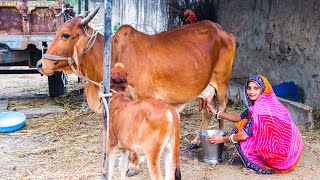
[1,90,318,179]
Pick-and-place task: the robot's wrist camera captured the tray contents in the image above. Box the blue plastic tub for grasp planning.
[0,112,26,133]
[272,81,300,102]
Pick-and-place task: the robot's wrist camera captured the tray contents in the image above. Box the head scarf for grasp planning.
[244,75,265,107]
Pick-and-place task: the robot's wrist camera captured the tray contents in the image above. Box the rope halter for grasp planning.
[41,26,100,86]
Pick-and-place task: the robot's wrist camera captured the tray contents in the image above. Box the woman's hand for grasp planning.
[206,104,217,116]
[206,134,225,144]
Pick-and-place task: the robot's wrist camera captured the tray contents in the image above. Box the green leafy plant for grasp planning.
[64,0,78,6]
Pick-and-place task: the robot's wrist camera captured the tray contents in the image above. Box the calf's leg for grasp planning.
[163,136,176,180]
[126,152,140,177]
[108,146,117,180]
[146,153,163,180]
[120,150,129,180]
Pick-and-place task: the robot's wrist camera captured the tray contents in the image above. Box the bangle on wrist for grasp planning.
[213,110,218,118]
[217,111,222,120]
[229,134,237,144]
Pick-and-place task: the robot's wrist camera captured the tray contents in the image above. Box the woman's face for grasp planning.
[247,81,262,101]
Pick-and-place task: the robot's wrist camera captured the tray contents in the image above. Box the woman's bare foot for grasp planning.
[242,168,256,174]
[187,136,201,150]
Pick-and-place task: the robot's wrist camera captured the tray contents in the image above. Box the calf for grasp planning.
[108,63,181,180]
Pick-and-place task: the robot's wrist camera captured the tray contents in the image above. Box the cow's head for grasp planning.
[36,7,100,76]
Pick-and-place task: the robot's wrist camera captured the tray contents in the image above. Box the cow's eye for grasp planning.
[61,33,70,39]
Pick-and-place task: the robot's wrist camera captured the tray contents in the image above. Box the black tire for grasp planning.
[48,72,67,98]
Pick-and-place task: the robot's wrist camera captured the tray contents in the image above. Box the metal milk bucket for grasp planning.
[199,130,227,164]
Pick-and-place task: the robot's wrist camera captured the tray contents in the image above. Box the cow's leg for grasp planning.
[119,150,129,180]
[175,103,203,149]
[108,146,117,180]
[216,84,228,130]
[190,109,212,146]
[126,152,140,177]
[189,85,216,149]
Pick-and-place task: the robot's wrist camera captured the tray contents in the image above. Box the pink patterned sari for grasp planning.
[232,75,304,174]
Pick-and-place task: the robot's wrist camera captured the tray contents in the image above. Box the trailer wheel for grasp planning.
[48,72,67,98]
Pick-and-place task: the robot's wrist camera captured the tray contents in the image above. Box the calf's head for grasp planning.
[110,63,137,100]
[111,63,128,92]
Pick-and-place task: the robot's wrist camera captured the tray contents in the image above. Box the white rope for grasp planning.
[99,92,113,98]
[55,4,66,17]
[89,23,104,34]
[82,26,99,54]
[55,4,73,20]
[99,82,112,177]
[61,72,68,88]
[67,57,101,86]
[83,25,99,38]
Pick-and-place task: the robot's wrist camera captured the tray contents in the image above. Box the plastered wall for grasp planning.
[214,0,320,109]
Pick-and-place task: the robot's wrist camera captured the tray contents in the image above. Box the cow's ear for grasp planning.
[72,38,87,68]
[125,84,137,100]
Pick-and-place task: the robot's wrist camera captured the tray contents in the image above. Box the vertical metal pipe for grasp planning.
[102,0,112,179]
[85,0,89,11]
[78,0,81,14]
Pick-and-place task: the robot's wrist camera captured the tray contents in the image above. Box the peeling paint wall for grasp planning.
[112,0,168,34]
[86,0,168,34]
[215,0,320,109]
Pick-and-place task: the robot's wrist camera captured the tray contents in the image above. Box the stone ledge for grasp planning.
[18,106,67,119]
[0,99,66,118]
[0,99,8,112]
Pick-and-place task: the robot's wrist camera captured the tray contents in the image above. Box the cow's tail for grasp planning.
[173,108,181,180]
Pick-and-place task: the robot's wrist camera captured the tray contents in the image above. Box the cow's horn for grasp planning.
[80,7,100,25]
[78,11,89,18]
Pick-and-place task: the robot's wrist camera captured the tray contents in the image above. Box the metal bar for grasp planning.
[0,69,39,74]
[102,0,112,179]
[85,0,88,11]
[78,0,81,14]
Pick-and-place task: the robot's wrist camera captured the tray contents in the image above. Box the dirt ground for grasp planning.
[1,73,320,180]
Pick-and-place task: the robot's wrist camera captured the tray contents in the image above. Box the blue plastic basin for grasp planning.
[0,112,26,133]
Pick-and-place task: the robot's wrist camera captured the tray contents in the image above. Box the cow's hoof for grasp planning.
[187,143,200,150]
[126,169,139,177]
[187,144,200,150]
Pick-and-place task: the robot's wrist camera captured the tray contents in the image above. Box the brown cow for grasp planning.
[109,63,181,180]
[36,7,235,154]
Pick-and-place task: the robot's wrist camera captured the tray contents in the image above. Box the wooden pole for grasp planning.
[102,0,112,179]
